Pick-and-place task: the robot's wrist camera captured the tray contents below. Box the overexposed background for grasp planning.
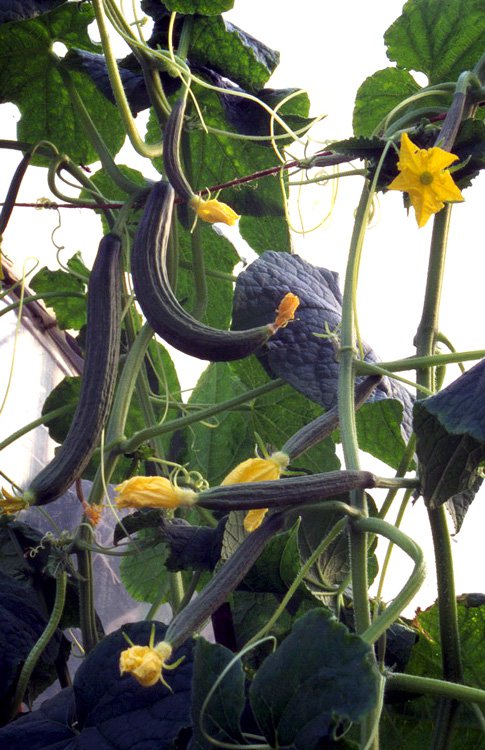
[1,0,484,618]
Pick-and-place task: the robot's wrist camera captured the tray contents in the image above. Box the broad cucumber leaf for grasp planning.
[353,67,421,137]
[189,639,245,750]
[249,609,380,749]
[232,591,293,648]
[119,528,171,604]
[30,266,86,330]
[0,4,125,164]
[381,598,485,749]
[384,0,485,84]
[354,399,411,470]
[182,363,253,485]
[164,0,233,13]
[0,622,194,748]
[0,0,65,24]
[189,16,279,91]
[413,361,485,528]
[0,573,68,724]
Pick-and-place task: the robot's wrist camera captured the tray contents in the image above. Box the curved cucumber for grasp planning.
[131,181,276,361]
[27,234,122,505]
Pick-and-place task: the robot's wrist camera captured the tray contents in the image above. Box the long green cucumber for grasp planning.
[131,181,278,361]
[26,233,122,505]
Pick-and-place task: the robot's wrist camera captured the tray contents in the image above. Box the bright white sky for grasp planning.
[1,0,484,613]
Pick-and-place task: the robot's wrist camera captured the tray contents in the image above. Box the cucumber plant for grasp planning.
[0,1,484,749]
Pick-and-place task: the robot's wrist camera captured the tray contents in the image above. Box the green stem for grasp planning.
[0,291,85,318]
[415,205,464,748]
[91,0,162,159]
[356,517,425,645]
[58,63,145,195]
[0,405,71,453]
[8,571,67,719]
[338,183,373,641]
[386,673,485,707]
[77,525,99,652]
[119,378,285,454]
[88,322,154,506]
[190,221,208,320]
[245,516,348,647]
[361,350,485,373]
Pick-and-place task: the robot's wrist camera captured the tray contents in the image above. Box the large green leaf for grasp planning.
[182,363,253,485]
[0,4,125,164]
[249,609,380,749]
[353,67,421,137]
[30,266,86,330]
[189,638,245,750]
[190,16,279,91]
[381,597,485,749]
[163,0,233,12]
[119,528,170,603]
[384,0,485,84]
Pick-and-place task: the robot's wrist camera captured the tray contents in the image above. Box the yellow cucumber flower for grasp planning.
[387,132,464,227]
[115,476,197,510]
[221,451,289,532]
[0,488,28,515]
[189,195,240,226]
[119,640,184,690]
[272,292,300,331]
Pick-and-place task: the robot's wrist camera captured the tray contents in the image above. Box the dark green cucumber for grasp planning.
[131,181,277,361]
[162,95,194,202]
[26,233,122,505]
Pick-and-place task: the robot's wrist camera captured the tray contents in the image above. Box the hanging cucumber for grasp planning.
[130,181,286,361]
[25,233,122,506]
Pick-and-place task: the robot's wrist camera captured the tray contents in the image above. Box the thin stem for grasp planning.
[91,0,162,159]
[59,64,146,195]
[119,378,286,454]
[357,517,425,645]
[362,350,485,373]
[76,525,99,652]
[8,571,67,720]
[386,673,485,708]
[0,404,71,453]
[415,205,464,748]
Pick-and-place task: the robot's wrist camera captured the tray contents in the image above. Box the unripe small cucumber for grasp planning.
[131,181,277,361]
[26,233,122,505]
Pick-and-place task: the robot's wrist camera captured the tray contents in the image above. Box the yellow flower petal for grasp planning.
[221,452,289,532]
[120,640,182,689]
[273,292,300,330]
[243,508,269,533]
[189,196,240,226]
[120,645,165,687]
[115,476,197,510]
[388,132,464,227]
[0,488,28,515]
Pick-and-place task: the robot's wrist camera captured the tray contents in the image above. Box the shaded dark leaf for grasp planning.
[0,573,67,725]
[232,251,414,442]
[189,639,244,750]
[413,362,485,528]
[0,688,75,749]
[249,609,380,749]
[453,119,485,190]
[0,0,64,24]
